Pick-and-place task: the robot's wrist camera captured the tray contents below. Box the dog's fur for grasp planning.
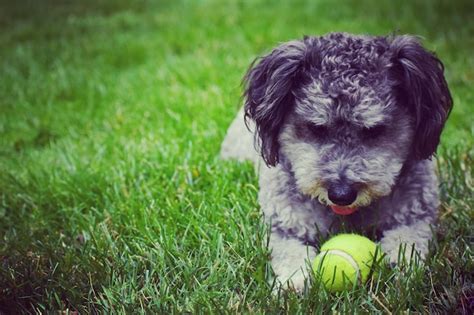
[220,33,452,291]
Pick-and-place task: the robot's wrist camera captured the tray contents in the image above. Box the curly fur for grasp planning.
[220,33,452,291]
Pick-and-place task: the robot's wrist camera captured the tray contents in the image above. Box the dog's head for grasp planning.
[244,33,452,213]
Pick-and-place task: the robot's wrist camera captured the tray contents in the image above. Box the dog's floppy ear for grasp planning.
[389,35,453,160]
[244,39,311,166]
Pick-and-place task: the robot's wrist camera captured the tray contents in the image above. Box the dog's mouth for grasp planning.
[330,205,358,215]
[305,183,369,215]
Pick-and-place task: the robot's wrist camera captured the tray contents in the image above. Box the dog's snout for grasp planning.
[327,182,358,206]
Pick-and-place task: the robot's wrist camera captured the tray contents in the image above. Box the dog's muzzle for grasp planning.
[328,181,358,215]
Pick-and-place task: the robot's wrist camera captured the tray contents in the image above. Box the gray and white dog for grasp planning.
[220,33,452,291]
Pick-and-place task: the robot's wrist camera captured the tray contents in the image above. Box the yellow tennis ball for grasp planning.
[312,234,379,292]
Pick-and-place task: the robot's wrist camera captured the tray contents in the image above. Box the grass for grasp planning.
[0,0,473,313]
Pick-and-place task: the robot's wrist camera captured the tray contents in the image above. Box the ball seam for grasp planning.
[318,249,360,282]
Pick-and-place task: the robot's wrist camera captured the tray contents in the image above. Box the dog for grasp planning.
[220,33,452,291]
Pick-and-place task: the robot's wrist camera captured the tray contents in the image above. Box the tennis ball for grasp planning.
[312,234,378,292]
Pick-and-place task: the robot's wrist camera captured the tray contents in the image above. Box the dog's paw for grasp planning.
[272,269,308,295]
[380,239,406,265]
[268,235,316,294]
[380,224,430,265]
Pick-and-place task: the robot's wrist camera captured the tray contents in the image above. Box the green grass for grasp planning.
[0,0,473,313]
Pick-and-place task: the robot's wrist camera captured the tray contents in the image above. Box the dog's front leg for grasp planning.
[379,220,433,264]
[377,160,440,264]
[269,231,316,292]
[258,164,326,292]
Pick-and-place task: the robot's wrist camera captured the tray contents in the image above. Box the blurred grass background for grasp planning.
[0,0,473,313]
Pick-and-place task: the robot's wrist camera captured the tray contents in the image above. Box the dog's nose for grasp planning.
[327,182,358,206]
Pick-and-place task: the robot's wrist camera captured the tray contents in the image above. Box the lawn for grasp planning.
[0,0,473,313]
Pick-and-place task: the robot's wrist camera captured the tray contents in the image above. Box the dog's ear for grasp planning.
[244,39,312,166]
[389,35,453,160]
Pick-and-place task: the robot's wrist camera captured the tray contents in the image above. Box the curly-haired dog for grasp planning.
[220,33,452,291]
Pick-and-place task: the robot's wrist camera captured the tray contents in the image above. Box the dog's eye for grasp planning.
[307,123,328,137]
[361,125,386,139]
